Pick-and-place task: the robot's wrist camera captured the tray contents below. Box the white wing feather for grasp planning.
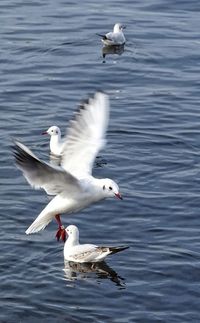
[13,141,81,196]
[66,244,109,263]
[61,92,109,178]
[103,31,125,45]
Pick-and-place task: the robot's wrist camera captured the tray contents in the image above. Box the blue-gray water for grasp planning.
[1,0,200,322]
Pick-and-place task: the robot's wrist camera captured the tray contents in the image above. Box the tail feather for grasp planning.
[25,212,54,234]
[108,246,129,255]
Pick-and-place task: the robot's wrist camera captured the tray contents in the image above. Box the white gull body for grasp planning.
[99,23,126,46]
[64,225,128,263]
[43,126,64,156]
[13,92,122,236]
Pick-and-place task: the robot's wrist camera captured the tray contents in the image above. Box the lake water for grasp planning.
[1,0,200,322]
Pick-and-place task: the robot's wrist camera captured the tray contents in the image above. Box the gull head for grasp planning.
[101,178,123,200]
[42,126,61,137]
[113,23,126,33]
[65,225,79,243]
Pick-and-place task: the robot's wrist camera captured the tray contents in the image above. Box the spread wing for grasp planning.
[61,92,109,178]
[13,141,82,196]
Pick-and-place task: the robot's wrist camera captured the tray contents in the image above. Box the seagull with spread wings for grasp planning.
[13,92,122,242]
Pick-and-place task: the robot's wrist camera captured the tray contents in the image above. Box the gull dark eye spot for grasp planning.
[56,131,58,134]
[103,185,105,190]
[51,130,53,133]
[109,186,112,191]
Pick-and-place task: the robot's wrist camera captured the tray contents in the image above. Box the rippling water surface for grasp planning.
[1,0,200,322]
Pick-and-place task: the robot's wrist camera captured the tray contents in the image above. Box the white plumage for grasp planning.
[42,126,64,156]
[64,225,129,263]
[98,23,126,46]
[13,92,122,239]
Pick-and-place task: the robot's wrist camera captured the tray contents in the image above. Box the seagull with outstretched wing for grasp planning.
[13,92,122,242]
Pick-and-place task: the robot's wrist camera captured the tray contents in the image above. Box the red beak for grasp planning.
[42,131,48,135]
[115,192,123,200]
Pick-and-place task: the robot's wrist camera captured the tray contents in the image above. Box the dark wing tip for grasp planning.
[109,245,129,255]
[76,93,94,114]
[12,143,28,166]
[73,91,107,120]
[96,33,107,40]
[12,141,39,170]
[79,98,89,110]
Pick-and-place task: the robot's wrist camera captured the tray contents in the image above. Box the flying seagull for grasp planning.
[13,92,122,242]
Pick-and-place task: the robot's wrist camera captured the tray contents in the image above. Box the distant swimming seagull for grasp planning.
[42,126,64,156]
[97,23,126,46]
[13,92,123,242]
[64,225,128,263]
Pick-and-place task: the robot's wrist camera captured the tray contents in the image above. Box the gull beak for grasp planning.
[115,192,123,200]
[42,131,48,135]
[122,25,126,29]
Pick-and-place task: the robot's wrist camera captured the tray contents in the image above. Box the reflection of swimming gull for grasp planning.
[42,126,64,156]
[97,23,126,46]
[64,225,129,263]
[102,44,124,56]
[102,44,125,61]
[64,261,126,287]
[13,92,123,242]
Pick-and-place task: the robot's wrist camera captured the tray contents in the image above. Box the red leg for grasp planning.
[55,214,66,242]
[55,214,62,227]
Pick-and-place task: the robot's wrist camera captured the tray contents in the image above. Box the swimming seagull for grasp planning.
[42,126,64,156]
[97,23,126,46]
[64,225,129,263]
[13,92,123,242]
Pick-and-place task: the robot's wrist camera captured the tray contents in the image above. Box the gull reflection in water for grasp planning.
[64,260,126,288]
[102,44,125,63]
